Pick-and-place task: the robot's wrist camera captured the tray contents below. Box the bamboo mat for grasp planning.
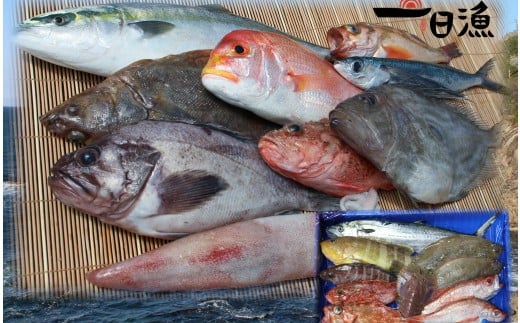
[4,0,513,299]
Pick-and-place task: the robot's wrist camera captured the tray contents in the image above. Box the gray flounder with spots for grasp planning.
[329,84,498,204]
[40,50,278,143]
[48,120,341,239]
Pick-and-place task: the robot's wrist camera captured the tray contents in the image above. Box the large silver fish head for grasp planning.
[15,5,123,71]
[48,137,161,220]
[329,90,393,168]
[40,85,148,143]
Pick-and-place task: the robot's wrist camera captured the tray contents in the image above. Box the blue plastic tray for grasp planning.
[317,209,512,322]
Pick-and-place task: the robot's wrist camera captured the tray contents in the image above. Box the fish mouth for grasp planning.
[40,113,90,143]
[48,166,100,212]
[201,67,239,83]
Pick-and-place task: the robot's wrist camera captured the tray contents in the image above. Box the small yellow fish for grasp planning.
[320,236,413,272]
[327,22,461,63]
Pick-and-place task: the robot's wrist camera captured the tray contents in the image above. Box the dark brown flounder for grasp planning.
[40,50,278,143]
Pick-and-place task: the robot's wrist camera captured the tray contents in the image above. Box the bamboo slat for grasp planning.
[4,0,513,299]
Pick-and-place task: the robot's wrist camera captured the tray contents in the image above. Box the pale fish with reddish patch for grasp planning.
[86,212,319,291]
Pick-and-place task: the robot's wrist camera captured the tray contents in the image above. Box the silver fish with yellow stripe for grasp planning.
[15,3,328,76]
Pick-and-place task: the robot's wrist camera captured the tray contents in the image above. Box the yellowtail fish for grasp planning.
[15,3,328,76]
[320,236,413,272]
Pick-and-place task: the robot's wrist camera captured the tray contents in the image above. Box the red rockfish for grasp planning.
[201,30,362,125]
[258,121,394,197]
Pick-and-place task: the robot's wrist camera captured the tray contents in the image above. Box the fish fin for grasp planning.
[394,244,415,255]
[438,42,462,60]
[475,212,499,236]
[476,58,509,94]
[288,71,328,92]
[381,45,413,59]
[340,188,380,211]
[452,122,500,200]
[198,4,232,13]
[128,21,176,38]
[156,170,229,214]
[384,66,465,98]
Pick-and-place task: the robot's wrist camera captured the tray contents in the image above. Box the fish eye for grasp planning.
[352,60,363,73]
[234,44,246,55]
[337,226,344,233]
[346,24,359,34]
[287,124,301,133]
[337,288,344,295]
[52,14,72,26]
[492,310,502,317]
[66,106,79,116]
[77,147,100,167]
[360,94,377,105]
[333,306,342,315]
[485,277,494,285]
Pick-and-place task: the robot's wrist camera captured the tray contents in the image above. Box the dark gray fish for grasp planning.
[329,84,498,204]
[48,121,341,239]
[319,263,396,285]
[40,50,278,143]
[333,57,507,93]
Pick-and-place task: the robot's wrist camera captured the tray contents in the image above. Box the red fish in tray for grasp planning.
[327,22,460,63]
[422,275,502,315]
[258,120,394,197]
[407,298,506,322]
[325,280,397,305]
[322,302,402,323]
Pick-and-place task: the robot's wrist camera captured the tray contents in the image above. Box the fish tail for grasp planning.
[477,58,509,94]
[438,42,461,61]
